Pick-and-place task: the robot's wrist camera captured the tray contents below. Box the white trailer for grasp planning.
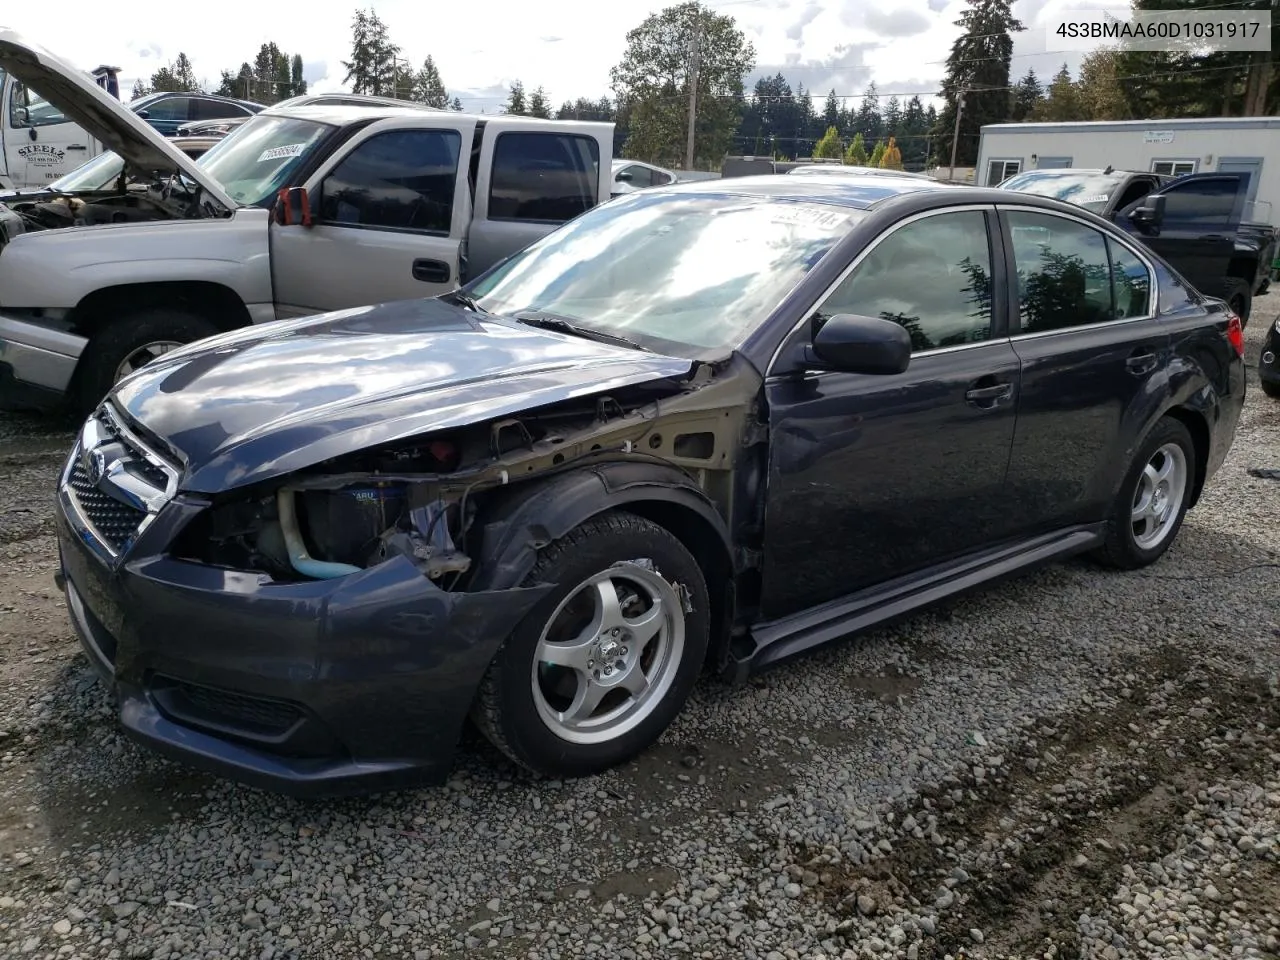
[977,117,1280,222]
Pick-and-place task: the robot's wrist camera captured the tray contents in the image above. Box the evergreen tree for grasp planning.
[412,56,449,107]
[1010,68,1043,122]
[451,96,463,111]
[823,89,841,134]
[813,125,842,159]
[882,95,903,138]
[934,0,1025,167]
[505,80,527,115]
[130,79,150,100]
[869,140,886,166]
[528,85,551,118]
[1035,63,1082,121]
[855,82,882,143]
[844,132,868,165]
[291,54,307,97]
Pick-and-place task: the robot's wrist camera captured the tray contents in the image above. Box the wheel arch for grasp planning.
[71,281,253,338]
[466,461,736,673]
[1161,403,1212,509]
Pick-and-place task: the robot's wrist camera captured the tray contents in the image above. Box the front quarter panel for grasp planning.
[0,207,271,310]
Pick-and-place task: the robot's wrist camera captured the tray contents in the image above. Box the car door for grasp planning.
[7,78,96,185]
[1116,173,1243,295]
[269,115,477,316]
[997,204,1168,535]
[759,206,1021,619]
[135,96,192,136]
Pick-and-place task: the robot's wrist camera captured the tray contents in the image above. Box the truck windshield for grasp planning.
[197,115,331,206]
[468,191,862,354]
[999,170,1129,213]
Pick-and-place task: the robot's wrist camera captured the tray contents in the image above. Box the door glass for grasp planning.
[489,132,600,222]
[1106,239,1152,319]
[618,164,653,187]
[319,128,462,234]
[192,98,249,121]
[817,210,994,352]
[1159,178,1236,231]
[141,97,191,122]
[1006,211,1116,333]
[8,81,67,128]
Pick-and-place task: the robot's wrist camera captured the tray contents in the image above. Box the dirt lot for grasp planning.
[0,318,1277,960]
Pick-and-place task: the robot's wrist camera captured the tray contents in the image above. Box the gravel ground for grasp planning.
[0,315,1277,960]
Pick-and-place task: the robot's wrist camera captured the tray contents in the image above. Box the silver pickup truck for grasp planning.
[0,29,614,414]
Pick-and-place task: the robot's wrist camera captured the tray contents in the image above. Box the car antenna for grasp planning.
[1103,164,1113,174]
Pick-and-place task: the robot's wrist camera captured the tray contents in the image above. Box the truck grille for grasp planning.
[60,404,178,559]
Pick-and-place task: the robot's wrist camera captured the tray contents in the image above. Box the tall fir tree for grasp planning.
[933,0,1024,168]
[1010,68,1043,122]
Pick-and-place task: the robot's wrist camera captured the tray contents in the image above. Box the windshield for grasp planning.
[468,191,862,353]
[196,115,331,206]
[49,152,125,191]
[999,171,1128,212]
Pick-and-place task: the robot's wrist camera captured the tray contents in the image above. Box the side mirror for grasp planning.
[615,170,633,183]
[135,109,150,119]
[1128,193,1166,231]
[807,313,911,375]
[272,186,314,227]
[12,107,29,126]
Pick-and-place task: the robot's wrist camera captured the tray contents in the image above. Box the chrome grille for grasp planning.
[67,457,147,551]
[60,404,178,559]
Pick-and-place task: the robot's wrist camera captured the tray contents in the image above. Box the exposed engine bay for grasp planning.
[0,173,203,249]
[171,364,761,592]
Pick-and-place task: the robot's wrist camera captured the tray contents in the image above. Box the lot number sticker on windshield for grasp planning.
[257,143,307,163]
[1079,194,1110,203]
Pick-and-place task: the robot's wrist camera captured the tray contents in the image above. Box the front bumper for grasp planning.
[0,311,85,410]
[54,486,550,797]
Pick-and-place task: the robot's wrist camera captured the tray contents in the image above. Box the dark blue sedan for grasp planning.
[130,91,263,136]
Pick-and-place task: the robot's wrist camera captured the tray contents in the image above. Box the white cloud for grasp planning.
[5,0,1109,115]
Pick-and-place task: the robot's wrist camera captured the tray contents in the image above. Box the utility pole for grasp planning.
[685,22,701,171]
[948,87,966,182]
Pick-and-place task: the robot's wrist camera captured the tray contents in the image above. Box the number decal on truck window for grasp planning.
[257,144,307,163]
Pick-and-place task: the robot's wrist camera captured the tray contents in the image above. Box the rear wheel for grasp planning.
[473,510,709,777]
[1261,377,1280,399]
[1223,278,1252,327]
[75,308,218,415]
[1095,417,1196,570]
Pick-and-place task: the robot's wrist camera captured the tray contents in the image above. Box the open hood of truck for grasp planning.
[0,29,236,210]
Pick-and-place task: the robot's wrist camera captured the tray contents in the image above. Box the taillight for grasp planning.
[1227,313,1245,357]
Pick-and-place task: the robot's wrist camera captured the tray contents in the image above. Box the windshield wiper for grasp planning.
[446,289,484,312]
[513,311,651,353]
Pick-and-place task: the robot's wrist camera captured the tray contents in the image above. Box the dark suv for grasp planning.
[130,92,263,136]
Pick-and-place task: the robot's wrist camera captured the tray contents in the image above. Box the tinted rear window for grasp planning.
[488,132,600,222]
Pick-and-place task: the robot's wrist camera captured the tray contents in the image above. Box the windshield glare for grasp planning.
[468,193,862,353]
[999,171,1127,212]
[197,115,330,206]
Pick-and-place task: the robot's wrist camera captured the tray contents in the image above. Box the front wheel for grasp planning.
[473,510,710,777]
[75,308,219,415]
[1094,417,1196,570]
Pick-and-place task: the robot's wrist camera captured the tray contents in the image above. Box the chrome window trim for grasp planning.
[765,203,1002,378]
[997,202,1158,339]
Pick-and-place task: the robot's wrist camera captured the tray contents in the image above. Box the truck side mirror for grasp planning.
[12,107,29,126]
[1129,193,1166,232]
[273,186,314,227]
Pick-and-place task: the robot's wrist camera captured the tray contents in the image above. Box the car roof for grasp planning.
[657,173,956,210]
[133,91,262,111]
[653,173,1135,219]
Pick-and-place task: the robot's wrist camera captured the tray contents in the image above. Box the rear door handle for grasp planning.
[965,382,1013,405]
[412,258,451,284]
[1126,352,1158,376]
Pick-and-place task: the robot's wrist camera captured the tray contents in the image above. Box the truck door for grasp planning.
[269,114,477,316]
[5,77,98,187]
[467,117,612,282]
[1116,173,1244,296]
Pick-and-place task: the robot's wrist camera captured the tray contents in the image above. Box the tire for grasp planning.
[1223,278,1252,327]
[473,510,710,777]
[1094,417,1197,570]
[74,308,219,416]
[1261,378,1280,400]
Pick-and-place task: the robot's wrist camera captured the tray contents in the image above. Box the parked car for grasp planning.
[273,92,448,111]
[0,29,615,416]
[1260,319,1280,398]
[129,91,264,136]
[999,167,1275,322]
[611,159,676,196]
[53,174,1245,795]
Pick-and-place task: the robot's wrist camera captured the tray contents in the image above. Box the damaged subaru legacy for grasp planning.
[54,175,1246,795]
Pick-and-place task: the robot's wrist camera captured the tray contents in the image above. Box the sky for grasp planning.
[3,0,1124,114]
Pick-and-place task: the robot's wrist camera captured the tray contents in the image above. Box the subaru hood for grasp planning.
[110,298,695,494]
[0,29,235,210]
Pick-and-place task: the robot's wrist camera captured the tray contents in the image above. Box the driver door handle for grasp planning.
[965,382,1013,404]
[412,258,451,284]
